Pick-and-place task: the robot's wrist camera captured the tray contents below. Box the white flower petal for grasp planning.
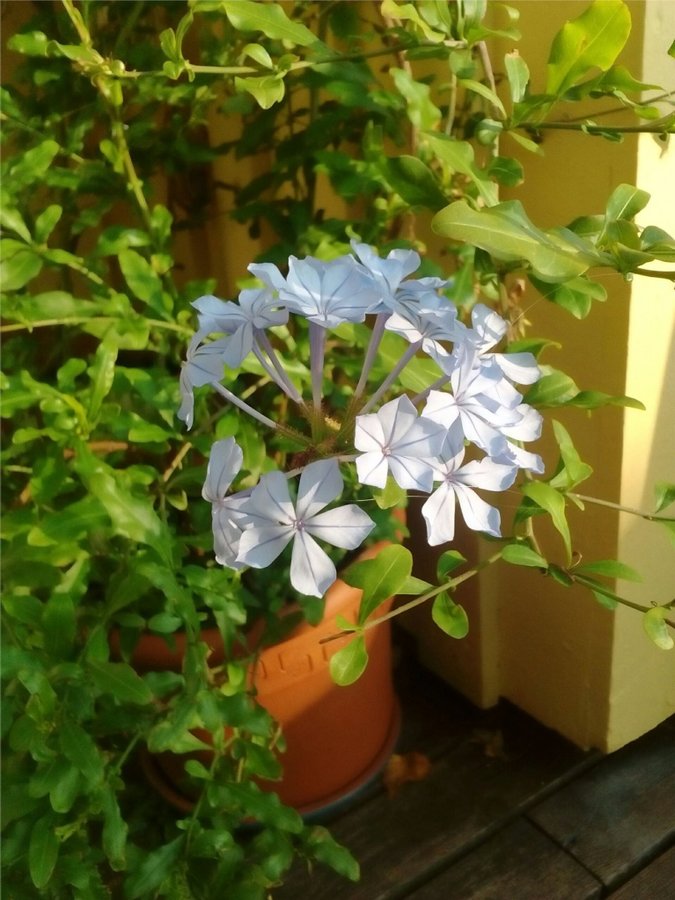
[305,505,375,549]
[388,455,436,492]
[453,483,501,536]
[244,471,295,524]
[290,531,337,597]
[376,395,418,446]
[354,413,385,452]
[202,438,243,502]
[355,451,389,489]
[296,459,343,520]
[421,483,457,546]
[453,458,517,492]
[236,524,293,568]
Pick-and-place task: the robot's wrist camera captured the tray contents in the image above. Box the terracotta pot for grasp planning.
[124,541,400,817]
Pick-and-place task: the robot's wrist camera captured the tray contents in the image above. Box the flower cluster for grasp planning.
[180,243,542,597]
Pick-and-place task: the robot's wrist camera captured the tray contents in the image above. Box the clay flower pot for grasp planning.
[125,541,400,818]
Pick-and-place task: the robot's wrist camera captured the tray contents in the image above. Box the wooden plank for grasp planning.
[407,817,602,900]
[528,716,675,889]
[277,701,595,899]
[607,845,675,898]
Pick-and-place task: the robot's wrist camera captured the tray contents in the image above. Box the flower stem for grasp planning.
[210,381,278,431]
[353,313,388,402]
[309,321,326,411]
[254,329,305,405]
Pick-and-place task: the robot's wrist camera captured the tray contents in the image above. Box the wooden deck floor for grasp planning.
[275,635,675,899]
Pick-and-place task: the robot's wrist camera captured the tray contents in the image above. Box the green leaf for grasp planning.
[605,183,651,222]
[234,73,285,109]
[643,607,674,650]
[222,1,318,47]
[546,0,632,97]
[398,575,434,595]
[34,204,63,243]
[118,249,167,316]
[329,633,368,686]
[72,443,171,564]
[575,559,642,582]
[486,156,524,187]
[59,721,104,785]
[529,274,607,319]
[125,837,185,900]
[101,785,128,870]
[522,481,572,564]
[88,660,153,705]
[549,420,593,490]
[655,482,675,514]
[381,0,445,41]
[431,593,469,638]
[49,765,81,813]
[524,370,580,407]
[0,205,32,242]
[458,78,506,117]
[372,477,407,510]
[436,549,466,582]
[87,337,118,422]
[342,545,412,625]
[303,826,360,881]
[504,50,529,103]
[29,815,59,889]
[42,593,76,657]
[391,67,441,132]
[8,140,60,185]
[383,155,447,210]
[432,200,593,282]
[501,543,548,569]
[0,240,43,290]
[424,134,498,206]
[7,30,50,57]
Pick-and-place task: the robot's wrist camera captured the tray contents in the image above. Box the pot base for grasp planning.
[140,699,401,822]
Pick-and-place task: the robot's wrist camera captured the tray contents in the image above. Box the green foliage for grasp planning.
[2,0,674,895]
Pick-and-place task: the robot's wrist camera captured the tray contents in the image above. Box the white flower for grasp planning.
[466,304,540,385]
[350,241,421,308]
[236,459,375,597]
[422,425,517,545]
[279,254,381,327]
[354,395,446,492]
[177,329,231,429]
[191,287,288,369]
[202,439,250,569]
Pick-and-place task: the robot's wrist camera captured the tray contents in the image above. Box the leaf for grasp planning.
[486,156,524,187]
[458,78,506,117]
[643,607,674,650]
[42,594,76,657]
[118,249,167,316]
[329,633,368,686]
[0,205,32,242]
[424,134,498,206]
[381,0,445,41]
[125,837,185,900]
[432,200,593,282]
[436,549,466,582]
[0,241,43,290]
[546,0,632,97]
[504,50,529,103]
[524,370,580,407]
[222,1,318,47]
[72,443,171,564]
[397,575,434,595]
[34,204,63,243]
[29,815,59,889]
[529,274,607,319]
[655,482,675,514]
[501,543,548,569]
[101,785,128,870]
[59,721,104,785]
[391,67,441,132]
[575,559,642,582]
[522,481,572,564]
[88,660,153,705]
[549,420,593,490]
[303,826,360,882]
[342,545,412,624]
[605,183,651,222]
[383,156,447,210]
[87,337,118,422]
[431,593,469,638]
[234,74,285,109]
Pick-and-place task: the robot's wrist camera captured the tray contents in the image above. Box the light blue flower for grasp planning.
[236,459,375,597]
[355,395,446,492]
[279,254,381,327]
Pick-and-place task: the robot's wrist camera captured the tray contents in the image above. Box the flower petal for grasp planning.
[202,438,244,502]
[421,483,457,546]
[388,454,436,493]
[355,451,390,489]
[237,524,293,568]
[453,483,501,536]
[296,459,343,520]
[244,471,295,524]
[305,504,375,549]
[290,531,337,597]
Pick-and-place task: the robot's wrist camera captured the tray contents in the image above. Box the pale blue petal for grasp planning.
[245,471,295,524]
[421,484,457,546]
[453,483,501,536]
[388,455,436,492]
[290,531,337,597]
[305,505,375,549]
[452,458,517,492]
[355,451,389,488]
[354,413,385,452]
[202,438,243,502]
[296,459,343,520]
[237,524,293,568]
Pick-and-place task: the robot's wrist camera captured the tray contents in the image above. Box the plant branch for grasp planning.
[569,492,674,522]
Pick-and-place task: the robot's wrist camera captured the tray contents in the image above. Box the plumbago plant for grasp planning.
[2,0,675,897]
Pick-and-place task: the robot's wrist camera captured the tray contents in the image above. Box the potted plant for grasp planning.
[2,1,673,897]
